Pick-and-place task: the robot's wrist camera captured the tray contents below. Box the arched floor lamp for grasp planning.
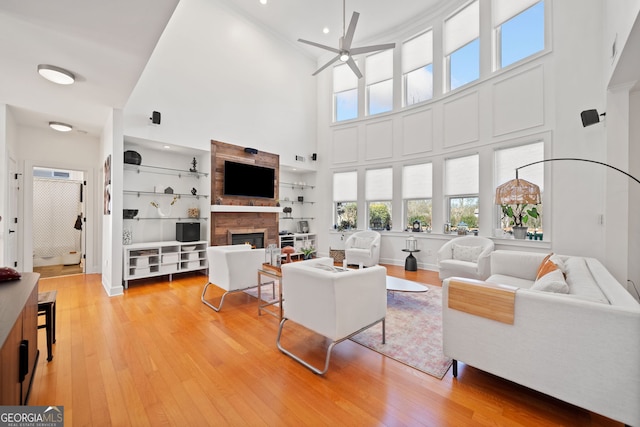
[495,157,640,206]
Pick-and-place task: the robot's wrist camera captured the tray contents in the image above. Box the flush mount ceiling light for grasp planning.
[37,64,75,85]
[49,121,73,132]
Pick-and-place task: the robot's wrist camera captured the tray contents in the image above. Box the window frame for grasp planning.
[402,30,434,107]
[493,0,545,71]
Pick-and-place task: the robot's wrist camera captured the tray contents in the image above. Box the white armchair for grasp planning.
[277,257,387,374]
[344,230,381,267]
[437,236,494,281]
[201,244,267,311]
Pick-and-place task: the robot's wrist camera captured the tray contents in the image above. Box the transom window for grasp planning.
[366,168,393,230]
[403,163,432,231]
[333,62,358,122]
[402,30,433,106]
[444,0,480,92]
[366,50,393,115]
[445,154,479,232]
[494,0,545,69]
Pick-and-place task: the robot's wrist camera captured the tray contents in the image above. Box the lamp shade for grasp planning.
[495,178,541,205]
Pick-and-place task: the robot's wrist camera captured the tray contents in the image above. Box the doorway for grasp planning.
[32,167,86,278]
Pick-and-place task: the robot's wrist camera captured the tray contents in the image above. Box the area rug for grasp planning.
[247,278,452,380]
[350,281,452,380]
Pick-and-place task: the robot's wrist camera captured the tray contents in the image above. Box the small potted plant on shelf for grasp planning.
[300,246,316,260]
[500,204,539,239]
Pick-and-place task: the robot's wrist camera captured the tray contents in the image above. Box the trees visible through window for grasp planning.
[445,154,479,232]
[445,1,479,91]
[334,62,358,122]
[366,168,393,230]
[495,142,544,236]
[494,0,544,69]
[403,163,432,231]
[402,30,433,106]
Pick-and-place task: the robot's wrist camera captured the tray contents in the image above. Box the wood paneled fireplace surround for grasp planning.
[210,140,279,247]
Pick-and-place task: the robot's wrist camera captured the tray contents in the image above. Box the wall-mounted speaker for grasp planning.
[244,147,258,154]
[312,153,317,161]
[580,109,604,127]
[150,111,161,125]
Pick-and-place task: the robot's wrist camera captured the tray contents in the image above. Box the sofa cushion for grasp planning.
[564,257,609,303]
[453,244,483,262]
[531,269,569,293]
[487,274,535,289]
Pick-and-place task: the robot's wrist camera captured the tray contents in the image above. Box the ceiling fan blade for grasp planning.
[342,11,360,50]
[349,43,396,56]
[346,57,362,79]
[298,38,341,54]
[312,55,341,76]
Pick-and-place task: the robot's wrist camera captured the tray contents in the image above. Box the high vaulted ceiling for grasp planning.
[0,0,442,137]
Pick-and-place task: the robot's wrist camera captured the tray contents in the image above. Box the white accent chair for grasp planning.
[437,236,494,281]
[344,230,381,267]
[277,257,387,374]
[201,244,267,311]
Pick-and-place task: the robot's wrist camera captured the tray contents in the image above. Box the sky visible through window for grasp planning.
[335,1,544,121]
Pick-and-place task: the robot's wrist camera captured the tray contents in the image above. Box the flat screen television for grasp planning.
[223,160,275,199]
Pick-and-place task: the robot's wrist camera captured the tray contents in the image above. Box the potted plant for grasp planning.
[300,246,316,260]
[500,204,539,239]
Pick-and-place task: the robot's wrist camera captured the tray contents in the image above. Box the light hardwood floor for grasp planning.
[29,266,622,426]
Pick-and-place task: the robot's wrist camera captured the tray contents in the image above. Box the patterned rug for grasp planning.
[247,278,452,379]
[350,281,452,379]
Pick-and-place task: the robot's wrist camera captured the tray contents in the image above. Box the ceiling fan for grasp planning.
[298,0,396,78]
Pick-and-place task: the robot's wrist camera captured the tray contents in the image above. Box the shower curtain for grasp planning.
[33,178,83,260]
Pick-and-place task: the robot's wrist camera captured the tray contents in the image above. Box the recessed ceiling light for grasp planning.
[164,145,171,149]
[37,64,75,85]
[259,0,267,4]
[49,121,73,132]
[323,27,330,34]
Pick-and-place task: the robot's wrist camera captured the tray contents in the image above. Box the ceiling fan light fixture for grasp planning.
[340,52,350,62]
[49,121,73,132]
[37,64,75,85]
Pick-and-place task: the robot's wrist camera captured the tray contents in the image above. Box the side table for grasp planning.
[257,265,282,319]
[401,249,420,271]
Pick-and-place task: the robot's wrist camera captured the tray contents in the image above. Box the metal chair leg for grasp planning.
[276,316,385,375]
[201,281,266,312]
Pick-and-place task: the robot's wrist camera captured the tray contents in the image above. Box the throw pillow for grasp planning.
[536,253,553,278]
[0,267,21,282]
[452,244,483,262]
[535,253,562,280]
[531,268,569,293]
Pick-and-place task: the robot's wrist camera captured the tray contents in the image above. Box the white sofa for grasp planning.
[277,257,387,374]
[442,250,640,426]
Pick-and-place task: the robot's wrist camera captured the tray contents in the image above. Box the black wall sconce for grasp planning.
[581,109,606,127]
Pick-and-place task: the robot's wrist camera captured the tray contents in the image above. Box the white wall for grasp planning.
[123,0,318,171]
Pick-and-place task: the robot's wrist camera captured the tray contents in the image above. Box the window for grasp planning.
[366,50,393,115]
[334,63,358,122]
[444,1,480,91]
[402,30,433,106]
[403,163,432,231]
[445,154,479,231]
[366,168,393,230]
[333,171,358,230]
[495,142,544,235]
[494,0,544,69]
